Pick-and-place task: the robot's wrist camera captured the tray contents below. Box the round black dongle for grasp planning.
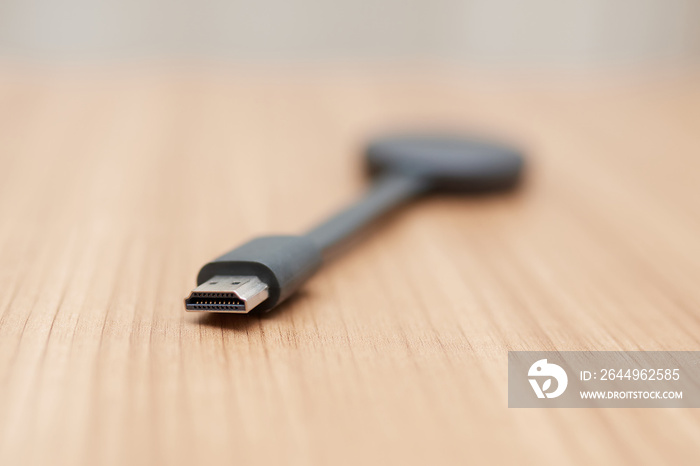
[366,134,525,192]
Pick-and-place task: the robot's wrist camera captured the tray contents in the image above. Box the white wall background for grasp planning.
[0,0,699,67]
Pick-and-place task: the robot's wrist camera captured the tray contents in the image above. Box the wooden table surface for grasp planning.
[1,66,699,465]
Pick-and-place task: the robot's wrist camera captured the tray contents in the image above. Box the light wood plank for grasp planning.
[0,67,699,465]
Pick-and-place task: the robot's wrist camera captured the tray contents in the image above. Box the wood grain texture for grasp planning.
[0,66,699,465]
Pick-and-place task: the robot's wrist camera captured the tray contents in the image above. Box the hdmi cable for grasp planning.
[185,135,524,313]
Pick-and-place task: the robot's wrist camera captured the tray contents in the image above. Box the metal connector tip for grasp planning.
[184,275,269,313]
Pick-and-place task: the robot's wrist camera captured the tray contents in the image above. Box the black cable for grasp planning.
[305,174,429,257]
[185,134,524,313]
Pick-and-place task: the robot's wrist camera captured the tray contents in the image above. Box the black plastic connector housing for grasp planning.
[196,235,323,312]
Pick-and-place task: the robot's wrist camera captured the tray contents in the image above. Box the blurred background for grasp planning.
[0,0,699,69]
